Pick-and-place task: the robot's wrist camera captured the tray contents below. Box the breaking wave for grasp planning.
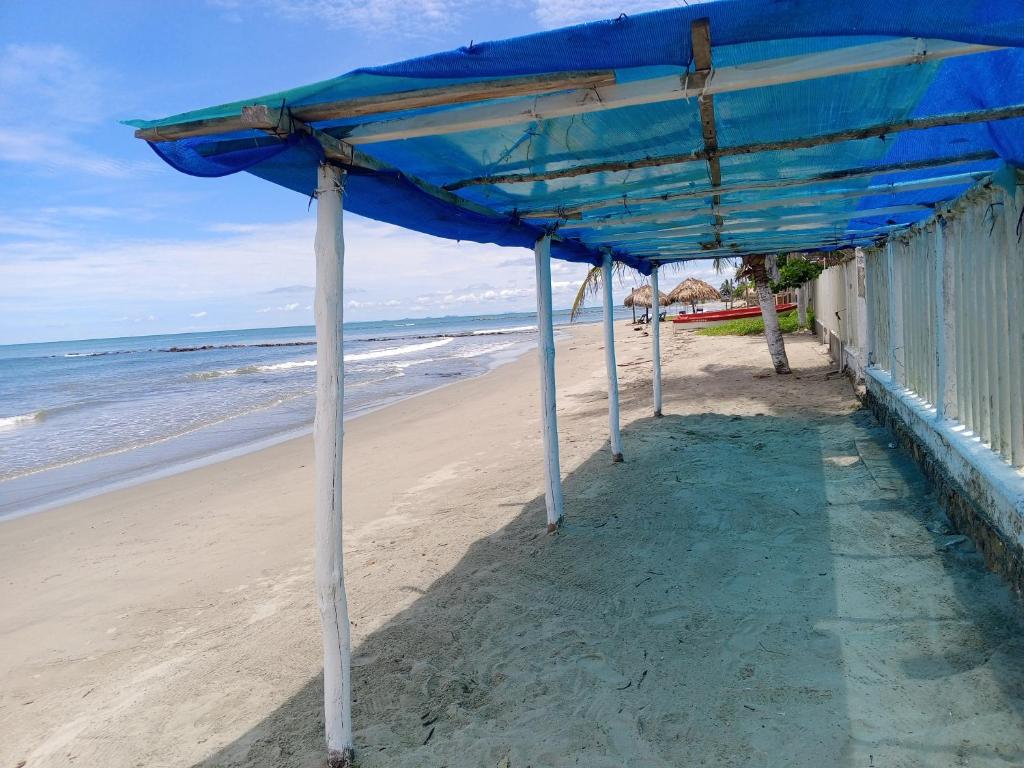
[189,359,318,380]
[343,337,454,362]
[471,325,536,335]
[0,411,44,429]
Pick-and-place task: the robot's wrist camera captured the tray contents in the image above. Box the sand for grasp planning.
[3,323,1024,768]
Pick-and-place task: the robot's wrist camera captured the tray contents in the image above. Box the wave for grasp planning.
[471,325,536,336]
[189,359,318,380]
[344,337,454,362]
[0,410,44,429]
[456,341,518,358]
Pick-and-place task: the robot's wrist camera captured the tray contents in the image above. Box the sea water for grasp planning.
[0,308,622,517]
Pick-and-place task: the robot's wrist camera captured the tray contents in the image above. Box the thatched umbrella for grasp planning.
[668,277,722,313]
[624,285,670,322]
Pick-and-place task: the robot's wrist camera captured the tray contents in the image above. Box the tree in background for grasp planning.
[739,255,791,374]
[771,256,823,329]
[719,278,735,309]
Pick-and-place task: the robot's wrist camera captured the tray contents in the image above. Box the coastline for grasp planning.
[0,332,541,521]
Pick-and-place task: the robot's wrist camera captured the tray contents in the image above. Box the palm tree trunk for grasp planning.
[746,256,792,374]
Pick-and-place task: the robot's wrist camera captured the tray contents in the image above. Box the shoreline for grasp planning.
[0,333,542,521]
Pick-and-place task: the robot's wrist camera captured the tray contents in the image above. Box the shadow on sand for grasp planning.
[192,406,1024,767]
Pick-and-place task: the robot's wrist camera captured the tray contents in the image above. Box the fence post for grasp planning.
[885,240,903,386]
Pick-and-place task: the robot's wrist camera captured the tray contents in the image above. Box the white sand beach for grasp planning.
[3,325,1024,767]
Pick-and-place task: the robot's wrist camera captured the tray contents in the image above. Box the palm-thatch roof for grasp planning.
[624,285,670,308]
[668,278,722,307]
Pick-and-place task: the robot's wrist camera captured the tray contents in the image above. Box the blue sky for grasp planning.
[0,0,720,344]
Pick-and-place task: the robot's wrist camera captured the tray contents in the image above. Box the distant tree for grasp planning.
[719,278,735,308]
[771,257,823,329]
[739,255,791,374]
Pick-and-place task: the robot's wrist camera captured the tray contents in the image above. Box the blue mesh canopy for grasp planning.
[127,0,1024,274]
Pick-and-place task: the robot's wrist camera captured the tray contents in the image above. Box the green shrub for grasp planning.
[696,309,814,337]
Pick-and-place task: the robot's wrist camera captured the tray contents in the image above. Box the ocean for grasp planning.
[0,307,624,518]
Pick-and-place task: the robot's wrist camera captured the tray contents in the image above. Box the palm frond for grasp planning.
[569,265,604,322]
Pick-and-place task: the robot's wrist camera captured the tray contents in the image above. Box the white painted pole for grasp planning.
[313,163,354,768]
[601,251,624,462]
[650,263,663,417]
[534,235,564,531]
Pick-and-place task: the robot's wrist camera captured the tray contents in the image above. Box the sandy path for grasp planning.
[2,324,1023,767]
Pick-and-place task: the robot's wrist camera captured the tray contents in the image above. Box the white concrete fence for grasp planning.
[812,251,868,374]
[814,169,1024,470]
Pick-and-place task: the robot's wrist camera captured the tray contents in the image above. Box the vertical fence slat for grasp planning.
[1005,181,1024,466]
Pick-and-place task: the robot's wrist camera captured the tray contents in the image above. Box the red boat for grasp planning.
[672,303,797,324]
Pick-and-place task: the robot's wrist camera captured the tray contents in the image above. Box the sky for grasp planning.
[0,0,723,345]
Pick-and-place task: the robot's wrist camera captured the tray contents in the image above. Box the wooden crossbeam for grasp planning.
[518,151,999,219]
[445,105,1024,189]
[134,38,998,146]
[560,172,985,231]
[691,18,723,249]
[235,112,605,262]
[625,226,906,259]
[592,203,933,243]
[335,38,996,145]
[133,70,618,142]
[608,225,911,250]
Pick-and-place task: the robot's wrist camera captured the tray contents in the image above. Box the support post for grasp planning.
[534,235,564,531]
[313,164,354,768]
[650,263,663,417]
[601,251,624,461]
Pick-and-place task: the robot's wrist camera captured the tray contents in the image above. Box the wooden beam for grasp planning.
[625,227,905,260]
[240,110,547,236]
[445,104,1024,189]
[561,172,984,231]
[591,203,934,243]
[519,151,999,219]
[133,70,618,142]
[691,18,723,248]
[135,38,998,145]
[335,38,997,145]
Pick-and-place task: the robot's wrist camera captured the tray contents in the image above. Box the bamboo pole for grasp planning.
[650,264,663,417]
[313,163,354,768]
[602,251,624,462]
[534,235,564,531]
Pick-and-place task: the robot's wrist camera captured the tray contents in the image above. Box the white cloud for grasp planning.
[257,302,301,313]
[190,310,208,318]
[212,0,478,37]
[531,0,695,29]
[0,44,143,178]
